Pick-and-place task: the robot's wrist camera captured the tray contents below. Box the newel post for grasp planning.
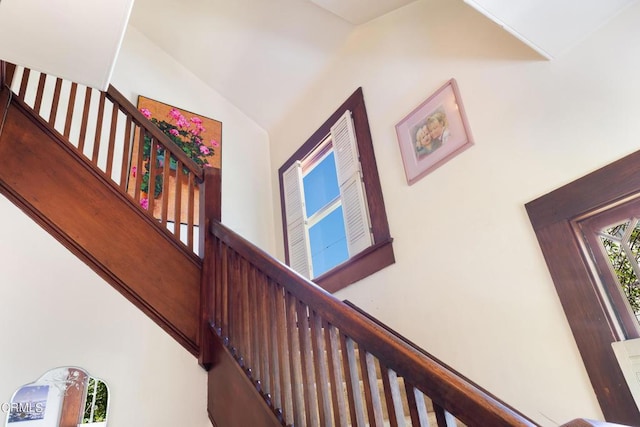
[198,166,222,369]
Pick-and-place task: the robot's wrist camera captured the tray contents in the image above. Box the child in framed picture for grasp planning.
[426,111,450,146]
[414,119,442,158]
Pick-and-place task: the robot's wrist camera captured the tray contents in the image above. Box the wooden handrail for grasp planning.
[209,219,537,427]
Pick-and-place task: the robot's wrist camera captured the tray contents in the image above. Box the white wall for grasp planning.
[0,24,275,427]
[269,0,640,424]
[0,198,210,427]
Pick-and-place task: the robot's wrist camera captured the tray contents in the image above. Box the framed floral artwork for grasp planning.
[395,78,473,185]
[127,96,222,224]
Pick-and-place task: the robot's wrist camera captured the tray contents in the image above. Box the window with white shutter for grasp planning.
[282,161,311,278]
[331,111,373,257]
[279,88,394,292]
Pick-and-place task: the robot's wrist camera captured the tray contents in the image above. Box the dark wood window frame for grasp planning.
[526,151,640,425]
[278,87,394,293]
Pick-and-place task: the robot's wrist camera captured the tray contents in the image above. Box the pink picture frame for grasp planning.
[395,78,473,185]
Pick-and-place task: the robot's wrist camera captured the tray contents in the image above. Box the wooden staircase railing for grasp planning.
[4,62,205,254]
[0,61,213,355]
[203,220,539,427]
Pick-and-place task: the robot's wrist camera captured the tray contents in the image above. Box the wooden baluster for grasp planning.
[230,251,241,356]
[380,366,405,427]
[173,160,183,242]
[259,280,268,391]
[240,257,251,369]
[119,115,133,191]
[91,91,106,164]
[433,402,457,427]
[220,243,229,337]
[242,258,256,371]
[341,334,367,426]
[49,78,63,127]
[250,268,262,384]
[296,301,319,427]
[266,279,282,413]
[405,381,429,427]
[258,273,271,396]
[259,271,268,375]
[63,82,78,139]
[246,265,254,374]
[160,147,170,225]
[310,311,332,427]
[275,283,292,422]
[359,349,385,427]
[229,250,240,352]
[286,292,305,427]
[226,248,235,346]
[18,67,30,100]
[32,72,47,114]
[133,127,145,203]
[213,238,220,333]
[147,136,158,214]
[77,86,92,153]
[234,251,244,356]
[105,101,119,180]
[187,172,195,250]
[325,323,349,427]
[239,255,247,361]
[212,237,222,329]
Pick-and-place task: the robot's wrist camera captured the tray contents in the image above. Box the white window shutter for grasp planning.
[332,111,359,186]
[282,161,311,278]
[331,111,373,257]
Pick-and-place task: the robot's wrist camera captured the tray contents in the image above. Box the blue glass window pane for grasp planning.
[303,152,340,217]
[308,206,349,277]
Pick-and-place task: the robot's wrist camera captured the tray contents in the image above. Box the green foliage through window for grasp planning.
[601,222,640,316]
[83,377,108,423]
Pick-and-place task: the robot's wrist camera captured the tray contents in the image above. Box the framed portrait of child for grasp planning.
[395,78,474,185]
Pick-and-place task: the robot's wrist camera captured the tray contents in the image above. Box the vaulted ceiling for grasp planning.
[0,0,637,133]
[128,0,637,132]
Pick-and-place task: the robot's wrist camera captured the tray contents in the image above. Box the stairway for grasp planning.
[0,63,206,356]
[0,61,626,427]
